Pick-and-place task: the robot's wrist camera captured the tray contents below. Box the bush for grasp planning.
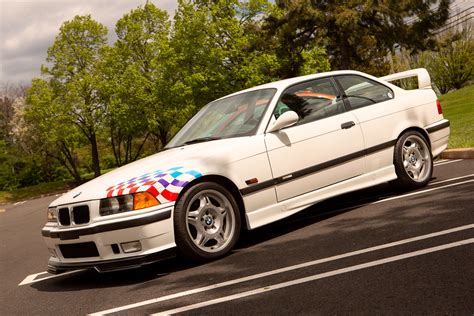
[0,148,46,190]
[393,24,473,94]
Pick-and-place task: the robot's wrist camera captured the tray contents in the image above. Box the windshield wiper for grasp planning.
[183,136,221,146]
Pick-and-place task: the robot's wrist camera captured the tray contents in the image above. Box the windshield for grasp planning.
[166,88,276,148]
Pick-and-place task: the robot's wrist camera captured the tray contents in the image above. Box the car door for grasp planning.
[264,77,366,202]
[334,75,398,174]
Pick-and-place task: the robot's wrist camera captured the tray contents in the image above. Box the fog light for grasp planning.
[120,241,142,253]
[48,248,58,258]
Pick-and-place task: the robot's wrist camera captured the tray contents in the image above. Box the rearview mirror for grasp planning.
[267,111,299,133]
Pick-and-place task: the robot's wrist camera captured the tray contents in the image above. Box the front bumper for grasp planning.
[42,206,176,274]
[47,247,176,274]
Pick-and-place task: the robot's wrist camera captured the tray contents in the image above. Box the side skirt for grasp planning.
[245,165,397,230]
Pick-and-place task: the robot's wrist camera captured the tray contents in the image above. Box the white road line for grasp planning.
[434,159,448,164]
[13,201,26,206]
[371,179,474,204]
[24,174,472,291]
[19,272,49,286]
[429,174,474,186]
[434,159,463,167]
[18,270,84,286]
[151,238,473,315]
[89,224,473,315]
[315,178,474,216]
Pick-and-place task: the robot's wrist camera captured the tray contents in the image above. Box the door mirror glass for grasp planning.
[267,111,299,133]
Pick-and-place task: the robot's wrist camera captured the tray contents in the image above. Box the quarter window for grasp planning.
[275,77,345,125]
[336,75,394,110]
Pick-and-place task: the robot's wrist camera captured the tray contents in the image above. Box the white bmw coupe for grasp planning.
[42,69,450,273]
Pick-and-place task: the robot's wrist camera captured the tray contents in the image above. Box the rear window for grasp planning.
[336,75,394,109]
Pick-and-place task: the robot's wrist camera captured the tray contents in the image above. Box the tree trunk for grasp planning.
[56,142,82,183]
[158,127,168,149]
[90,132,101,177]
[110,122,122,167]
[338,35,351,70]
[133,133,150,161]
[125,136,132,164]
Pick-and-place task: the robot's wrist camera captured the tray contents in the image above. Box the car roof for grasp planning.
[222,70,374,99]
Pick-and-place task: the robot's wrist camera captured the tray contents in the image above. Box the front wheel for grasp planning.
[173,182,241,261]
[393,131,433,189]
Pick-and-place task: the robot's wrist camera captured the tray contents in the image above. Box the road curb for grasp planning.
[440,148,474,159]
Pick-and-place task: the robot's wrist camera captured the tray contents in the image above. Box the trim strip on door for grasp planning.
[240,139,396,196]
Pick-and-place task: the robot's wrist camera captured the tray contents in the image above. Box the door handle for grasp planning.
[341,121,355,129]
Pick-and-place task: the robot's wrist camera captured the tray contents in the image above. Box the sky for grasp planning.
[0,0,178,84]
[0,0,471,85]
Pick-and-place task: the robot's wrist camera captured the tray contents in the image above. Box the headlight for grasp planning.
[47,207,57,222]
[99,192,159,216]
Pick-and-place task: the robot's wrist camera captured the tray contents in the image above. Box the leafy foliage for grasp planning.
[42,15,108,177]
[170,0,279,103]
[265,0,451,76]
[99,3,171,165]
[25,79,85,182]
[2,0,466,193]
[423,27,473,94]
[393,24,473,94]
[1,88,55,189]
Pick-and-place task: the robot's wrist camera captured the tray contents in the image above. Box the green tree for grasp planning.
[100,1,196,150]
[393,23,473,94]
[0,140,19,190]
[0,84,51,189]
[42,15,108,177]
[170,0,281,105]
[0,96,15,143]
[264,0,451,76]
[426,26,473,93]
[25,79,85,182]
[136,0,282,146]
[98,2,171,164]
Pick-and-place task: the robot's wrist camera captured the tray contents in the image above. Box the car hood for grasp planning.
[50,136,263,206]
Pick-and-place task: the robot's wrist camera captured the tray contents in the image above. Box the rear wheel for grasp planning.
[173,182,241,261]
[393,131,433,189]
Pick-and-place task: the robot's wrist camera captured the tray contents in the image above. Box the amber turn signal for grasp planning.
[133,192,160,210]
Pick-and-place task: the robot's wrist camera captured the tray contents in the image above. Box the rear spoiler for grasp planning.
[379,68,432,89]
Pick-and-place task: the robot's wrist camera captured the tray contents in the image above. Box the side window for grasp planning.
[336,75,394,110]
[275,77,345,125]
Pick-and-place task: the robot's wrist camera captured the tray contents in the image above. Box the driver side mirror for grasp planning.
[267,111,299,133]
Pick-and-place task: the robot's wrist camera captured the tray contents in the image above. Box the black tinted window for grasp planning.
[337,75,394,109]
[276,77,345,125]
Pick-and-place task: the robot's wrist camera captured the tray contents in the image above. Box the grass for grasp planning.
[0,169,115,204]
[439,85,474,148]
[0,180,74,204]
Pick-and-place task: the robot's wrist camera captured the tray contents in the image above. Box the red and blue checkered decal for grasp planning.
[105,167,202,203]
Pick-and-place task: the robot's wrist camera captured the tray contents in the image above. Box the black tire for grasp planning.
[173,182,241,261]
[393,131,433,190]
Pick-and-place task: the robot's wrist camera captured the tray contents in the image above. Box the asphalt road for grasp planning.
[1,158,473,315]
